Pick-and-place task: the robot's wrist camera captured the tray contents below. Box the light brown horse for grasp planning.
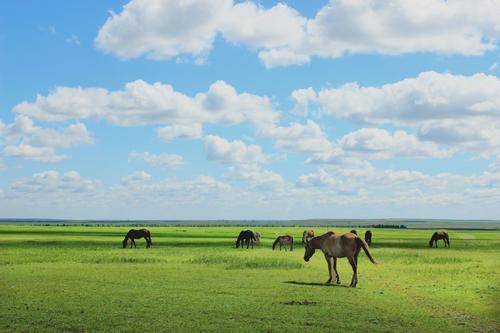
[304,231,378,287]
[302,229,314,245]
[272,235,294,251]
[122,228,152,248]
[429,231,450,248]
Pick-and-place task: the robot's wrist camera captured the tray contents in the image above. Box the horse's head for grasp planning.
[235,239,240,248]
[122,238,128,248]
[303,240,316,262]
[428,239,434,247]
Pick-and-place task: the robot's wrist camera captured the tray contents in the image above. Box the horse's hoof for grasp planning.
[336,281,341,284]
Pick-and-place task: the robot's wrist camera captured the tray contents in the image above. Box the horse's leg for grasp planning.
[348,256,358,288]
[144,237,149,248]
[246,238,250,249]
[324,254,333,284]
[333,257,340,284]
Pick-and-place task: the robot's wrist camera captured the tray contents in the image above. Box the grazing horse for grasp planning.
[304,231,378,287]
[365,230,372,246]
[350,229,358,235]
[122,229,152,248]
[429,231,450,248]
[302,229,315,245]
[272,235,294,251]
[236,230,257,249]
[254,232,261,245]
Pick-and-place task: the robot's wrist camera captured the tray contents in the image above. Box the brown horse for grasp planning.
[365,230,372,246]
[122,229,152,248]
[302,229,314,245]
[429,231,450,248]
[236,230,257,249]
[272,235,294,251]
[304,231,378,287]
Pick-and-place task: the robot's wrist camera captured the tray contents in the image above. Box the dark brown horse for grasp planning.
[272,235,294,251]
[304,231,378,287]
[236,230,257,249]
[365,230,372,246]
[122,229,152,248]
[429,231,450,248]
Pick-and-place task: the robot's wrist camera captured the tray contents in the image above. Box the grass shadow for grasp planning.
[284,280,348,288]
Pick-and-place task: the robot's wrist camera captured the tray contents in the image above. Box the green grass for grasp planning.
[0,226,499,332]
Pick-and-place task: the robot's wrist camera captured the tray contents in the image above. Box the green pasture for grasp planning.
[0,226,499,332]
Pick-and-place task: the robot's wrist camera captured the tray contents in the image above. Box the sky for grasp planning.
[0,0,500,220]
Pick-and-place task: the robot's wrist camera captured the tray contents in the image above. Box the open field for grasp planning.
[1,225,499,332]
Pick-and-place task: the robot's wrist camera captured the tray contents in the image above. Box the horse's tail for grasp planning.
[272,237,280,250]
[356,237,378,264]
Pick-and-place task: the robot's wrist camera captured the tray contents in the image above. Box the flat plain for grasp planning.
[1,225,499,332]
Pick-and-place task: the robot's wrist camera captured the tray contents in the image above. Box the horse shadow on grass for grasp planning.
[284,280,348,288]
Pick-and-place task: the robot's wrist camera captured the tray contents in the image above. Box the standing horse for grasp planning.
[122,229,152,248]
[365,230,372,246]
[302,229,314,245]
[429,231,450,248]
[236,230,257,249]
[304,231,378,287]
[272,235,294,251]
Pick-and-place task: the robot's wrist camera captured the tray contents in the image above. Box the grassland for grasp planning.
[0,225,499,332]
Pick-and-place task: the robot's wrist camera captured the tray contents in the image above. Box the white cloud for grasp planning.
[95,0,500,67]
[129,151,184,167]
[489,62,498,71]
[204,135,268,166]
[257,120,333,154]
[339,128,452,159]
[297,169,340,188]
[203,135,285,189]
[156,123,202,142]
[10,170,100,194]
[96,0,232,60]
[13,80,278,127]
[121,171,152,185]
[3,144,67,163]
[0,116,92,162]
[294,71,500,156]
[65,34,81,45]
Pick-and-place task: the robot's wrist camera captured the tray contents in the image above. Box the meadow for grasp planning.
[0,225,499,332]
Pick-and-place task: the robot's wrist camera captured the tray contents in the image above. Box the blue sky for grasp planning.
[1,0,499,219]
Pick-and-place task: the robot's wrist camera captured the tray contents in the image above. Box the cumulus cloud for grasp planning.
[339,128,452,159]
[129,151,184,167]
[121,171,152,185]
[204,135,268,166]
[13,80,278,128]
[294,71,500,156]
[156,123,202,142]
[0,116,93,162]
[95,0,500,67]
[10,170,100,194]
[203,135,285,189]
[257,120,333,154]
